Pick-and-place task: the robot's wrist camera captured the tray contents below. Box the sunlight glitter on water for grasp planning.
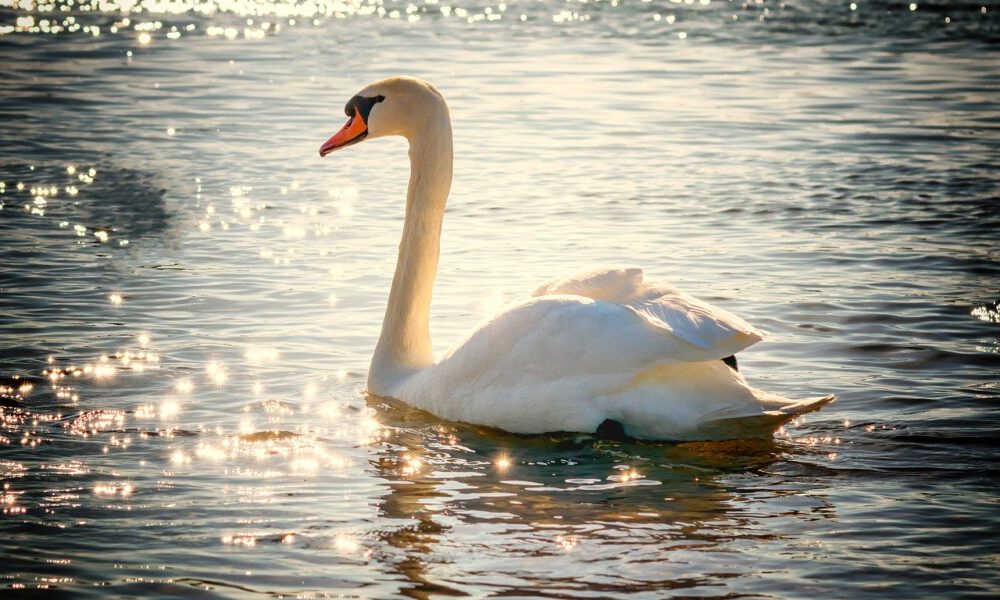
[1,0,999,596]
[3,0,990,45]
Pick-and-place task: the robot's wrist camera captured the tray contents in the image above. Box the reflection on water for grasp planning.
[2,0,999,597]
[369,406,839,597]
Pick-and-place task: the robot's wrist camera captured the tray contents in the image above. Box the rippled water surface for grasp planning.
[2,0,999,597]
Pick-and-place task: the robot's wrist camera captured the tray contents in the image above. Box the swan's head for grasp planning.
[319,76,448,157]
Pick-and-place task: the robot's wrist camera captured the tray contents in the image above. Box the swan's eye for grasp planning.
[347,95,382,124]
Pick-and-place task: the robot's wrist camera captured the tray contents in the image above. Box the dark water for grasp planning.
[1,0,999,597]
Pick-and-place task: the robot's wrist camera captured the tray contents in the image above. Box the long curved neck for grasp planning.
[370,116,453,391]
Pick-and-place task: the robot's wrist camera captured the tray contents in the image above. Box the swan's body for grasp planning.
[320,76,832,441]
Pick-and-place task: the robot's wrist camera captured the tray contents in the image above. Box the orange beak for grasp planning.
[319,113,368,157]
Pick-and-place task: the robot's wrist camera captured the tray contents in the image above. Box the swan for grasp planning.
[319,76,833,441]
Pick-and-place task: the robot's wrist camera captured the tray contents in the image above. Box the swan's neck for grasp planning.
[370,119,453,391]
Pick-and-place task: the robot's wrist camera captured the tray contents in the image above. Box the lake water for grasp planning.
[1,0,999,597]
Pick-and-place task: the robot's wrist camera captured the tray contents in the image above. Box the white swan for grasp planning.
[320,76,833,441]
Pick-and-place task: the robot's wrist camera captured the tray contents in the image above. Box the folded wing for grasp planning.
[533,266,763,362]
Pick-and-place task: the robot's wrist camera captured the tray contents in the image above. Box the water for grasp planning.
[1,0,999,597]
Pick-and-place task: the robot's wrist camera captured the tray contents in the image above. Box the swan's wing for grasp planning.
[436,295,721,387]
[533,267,764,360]
[532,266,644,302]
[626,283,764,360]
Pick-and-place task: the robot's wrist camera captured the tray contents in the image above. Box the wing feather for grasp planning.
[533,267,763,361]
[532,266,644,302]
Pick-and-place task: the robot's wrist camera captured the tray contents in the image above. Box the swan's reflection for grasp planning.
[366,395,836,596]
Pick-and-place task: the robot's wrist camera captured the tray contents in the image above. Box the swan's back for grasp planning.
[535,267,764,360]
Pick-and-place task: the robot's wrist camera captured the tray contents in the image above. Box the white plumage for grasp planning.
[394,267,831,440]
[320,76,833,441]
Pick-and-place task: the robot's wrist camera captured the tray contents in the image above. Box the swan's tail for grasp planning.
[699,393,836,440]
[774,393,836,416]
